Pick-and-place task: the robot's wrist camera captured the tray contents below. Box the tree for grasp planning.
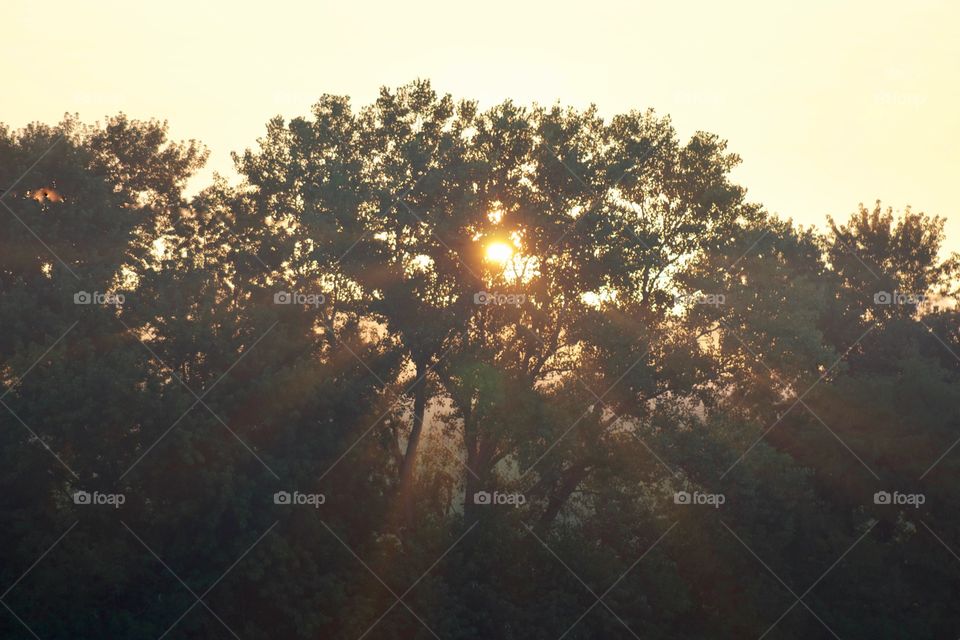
[3,89,960,639]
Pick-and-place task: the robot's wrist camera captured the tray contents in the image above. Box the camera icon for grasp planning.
[874,291,892,305]
[74,291,92,305]
[274,291,292,304]
[473,291,491,305]
[73,490,91,505]
[473,491,491,505]
[673,491,691,505]
[874,491,892,505]
[274,491,292,505]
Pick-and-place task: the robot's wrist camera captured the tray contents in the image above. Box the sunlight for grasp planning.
[151,237,168,260]
[28,186,63,203]
[485,241,513,264]
[581,289,618,308]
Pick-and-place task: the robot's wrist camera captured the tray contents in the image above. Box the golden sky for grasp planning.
[4,0,959,249]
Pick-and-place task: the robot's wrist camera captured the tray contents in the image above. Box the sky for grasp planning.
[4,0,959,250]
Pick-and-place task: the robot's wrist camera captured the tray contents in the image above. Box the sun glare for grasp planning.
[485,241,513,264]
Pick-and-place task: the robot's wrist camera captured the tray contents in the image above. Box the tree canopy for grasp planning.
[2,81,959,639]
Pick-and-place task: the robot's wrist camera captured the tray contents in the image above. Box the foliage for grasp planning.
[2,86,959,638]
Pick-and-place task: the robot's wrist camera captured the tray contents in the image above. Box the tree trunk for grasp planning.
[536,464,590,533]
[463,415,481,524]
[396,358,428,527]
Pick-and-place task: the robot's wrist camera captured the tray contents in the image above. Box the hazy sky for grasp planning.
[4,0,959,249]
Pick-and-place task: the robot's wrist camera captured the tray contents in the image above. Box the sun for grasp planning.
[485,241,513,264]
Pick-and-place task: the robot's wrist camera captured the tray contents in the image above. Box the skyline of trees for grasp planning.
[2,81,959,639]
